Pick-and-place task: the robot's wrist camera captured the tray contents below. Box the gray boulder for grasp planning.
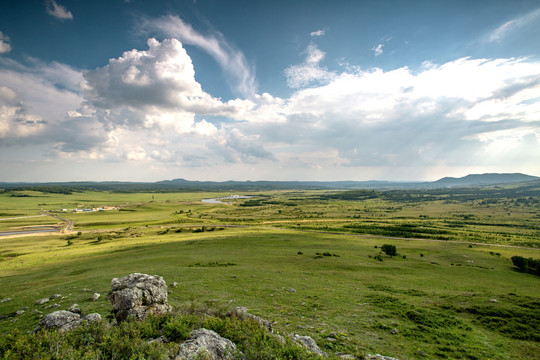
[35,298,49,305]
[232,307,273,333]
[36,310,102,333]
[292,334,327,357]
[37,310,80,332]
[366,355,400,360]
[175,328,240,360]
[82,313,102,324]
[68,304,81,314]
[109,273,171,322]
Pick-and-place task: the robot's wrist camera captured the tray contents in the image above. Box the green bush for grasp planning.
[381,244,397,257]
[0,311,324,360]
[511,256,540,276]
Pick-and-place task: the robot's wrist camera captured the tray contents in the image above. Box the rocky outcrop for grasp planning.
[175,328,240,360]
[35,309,101,333]
[292,334,327,357]
[109,273,171,322]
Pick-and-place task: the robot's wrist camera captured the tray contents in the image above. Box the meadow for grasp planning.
[0,187,539,359]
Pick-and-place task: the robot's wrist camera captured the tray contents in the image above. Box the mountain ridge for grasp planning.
[0,173,538,191]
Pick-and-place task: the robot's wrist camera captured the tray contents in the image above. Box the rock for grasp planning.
[36,310,81,332]
[83,313,102,324]
[109,273,171,323]
[0,298,11,303]
[391,328,399,335]
[488,298,498,303]
[336,354,355,359]
[292,334,327,357]
[68,304,81,314]
[50,294,62,300]
[15,310,25,315]
[44,304,61,309]
[172,282,179,288]
[366,354,400,360]
[273,334,286,344]
[289,288,297,293]
[232,307,273,333]
[35,310,101,333]
[149,335,169,344]
[35,298,49,305]
[175,328,240,360]
[91,293,100,301]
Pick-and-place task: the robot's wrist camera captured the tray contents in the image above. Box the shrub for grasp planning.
[511,256,540,276]
[381,244,397,257]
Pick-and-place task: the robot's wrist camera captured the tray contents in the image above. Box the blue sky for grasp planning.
[1,0,540,182]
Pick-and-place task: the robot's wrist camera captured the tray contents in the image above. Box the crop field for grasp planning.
[0,187,539,359]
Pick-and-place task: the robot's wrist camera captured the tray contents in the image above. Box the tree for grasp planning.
[381,244,397,257]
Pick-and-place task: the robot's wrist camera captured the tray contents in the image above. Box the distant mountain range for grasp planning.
[432,173,539,187]
[1,173,538,191]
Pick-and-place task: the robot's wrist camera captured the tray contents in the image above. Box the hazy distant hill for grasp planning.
[432,173,539,187]
[1,173,538,192]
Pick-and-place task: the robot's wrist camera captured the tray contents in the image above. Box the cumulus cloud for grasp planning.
[0,86,46,140]
[3,25,540,180]
[145,15,257,97]
[83,38,212,110]
[486,8,540,42]
[0,58,82,146]
[77,37,274,165]
[0,31,11,54]
[269,56,540,175]
[45,0,73,20]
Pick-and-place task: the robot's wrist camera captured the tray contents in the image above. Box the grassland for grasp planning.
[0,187,539,359]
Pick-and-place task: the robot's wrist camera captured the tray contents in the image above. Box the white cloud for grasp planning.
[0,86,46,139]
[0,59,82,146]
[310,29,325,37]
[284,43,335,88]
[76,37,275,165]
[486,7,540,42]
[372,44,384,57]
[45,0,73,20]
[2,24,540,181]
[145,15,257,97]
[83,38,211,110]
[0,31,11,54]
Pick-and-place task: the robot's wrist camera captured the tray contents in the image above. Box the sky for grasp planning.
[1,0,540,182]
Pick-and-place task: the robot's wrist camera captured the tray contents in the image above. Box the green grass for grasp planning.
[1,228,539,359]
[1,189,539,359]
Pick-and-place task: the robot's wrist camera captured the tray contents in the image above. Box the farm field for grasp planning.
[0,187,539,359]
